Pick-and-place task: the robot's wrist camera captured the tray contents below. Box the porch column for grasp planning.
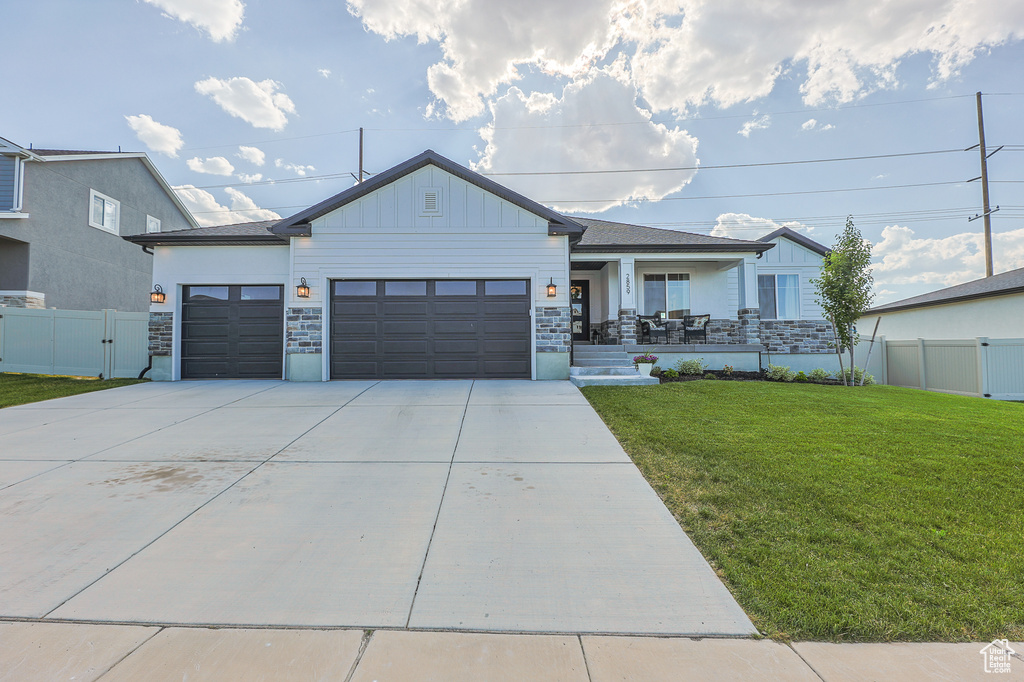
[739,256,761,345]
[617,257,638,344]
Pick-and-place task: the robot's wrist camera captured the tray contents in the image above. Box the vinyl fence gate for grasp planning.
[0,308,149,379]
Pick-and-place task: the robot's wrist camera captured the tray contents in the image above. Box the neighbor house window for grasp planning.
[146,215,161,233]
[88,189,120,234]
[758,274,800,319]
[642,273,690,319]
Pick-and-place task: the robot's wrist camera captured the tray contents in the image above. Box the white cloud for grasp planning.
[173,185,280,226]
[274,158,316,176]
[802,118,817,130]
[186,156,235,176]
[195,77,296,130]
[872,224,1024,287]
[318,68,331,78]
[472,68,699,213]
[351,0,1024,121]
[124,114,184,157]
[711,213,816,240]
[738,114,771,138]
[236,145,266,166]
[142,0,244,42]
[237,173,263,183]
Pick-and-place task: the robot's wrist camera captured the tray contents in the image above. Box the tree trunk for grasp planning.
[848,324,856,387]
[829,318,848,386]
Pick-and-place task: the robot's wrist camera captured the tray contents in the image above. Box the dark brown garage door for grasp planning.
[181,285,284,379]
[330,279,531,379]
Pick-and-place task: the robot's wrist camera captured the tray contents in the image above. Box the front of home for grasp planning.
[127,150,836,382]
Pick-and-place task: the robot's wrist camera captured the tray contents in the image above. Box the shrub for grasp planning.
[765,364,795,382]
[704,372,717,380]
[722,364,734,377]
[794,370,809,383]
[808,368,831,383]
[676,358,707,375]
[837,366,876,385]
[661,369,679,379]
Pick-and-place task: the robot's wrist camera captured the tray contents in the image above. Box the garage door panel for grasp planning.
[331,279,530,379]
[181,285,283,379]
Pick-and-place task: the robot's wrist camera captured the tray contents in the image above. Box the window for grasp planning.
[642,273,690,319]
[758,274,800,319]
[334,281,377,296]
[186,286,229,301]
[88,189,120,234]
[435,281,477,296]
[485,280,526,296]
[147,215,161,233]
[385,280,427,296]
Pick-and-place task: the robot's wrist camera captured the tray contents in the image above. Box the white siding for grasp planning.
[860,293,1024,339]
[634,261,736,318]
[291,166,568,307]
[757,236,825,319]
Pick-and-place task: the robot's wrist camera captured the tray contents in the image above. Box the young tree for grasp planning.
[812,216,874,385]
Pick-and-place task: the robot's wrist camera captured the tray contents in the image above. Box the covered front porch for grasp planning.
[568,251,764,347]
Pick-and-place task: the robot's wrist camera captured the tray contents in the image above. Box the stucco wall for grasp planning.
[0,157,192,312]
[860,293,1024,340]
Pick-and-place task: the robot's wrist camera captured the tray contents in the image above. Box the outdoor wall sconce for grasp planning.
[546,278,557,297]
[296,277,310,298]
[150,284,165,304]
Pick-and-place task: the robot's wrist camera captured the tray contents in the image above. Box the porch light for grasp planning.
[546,278,557,298]
[296,277,310,298]
[150,284,165,304]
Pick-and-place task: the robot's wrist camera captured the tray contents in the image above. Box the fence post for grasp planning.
[976,337,989,398]
[917,338,927,391]
[880,335,888,385]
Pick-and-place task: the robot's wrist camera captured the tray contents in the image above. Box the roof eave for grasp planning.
[123,233,288,247]
[866,285,1024,315]
[571,243,774,254]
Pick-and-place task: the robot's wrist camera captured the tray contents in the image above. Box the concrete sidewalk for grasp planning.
[1,622,1020,681]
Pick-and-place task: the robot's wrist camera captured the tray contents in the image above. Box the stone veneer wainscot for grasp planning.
[286,307,323,354]
[535,306,571,352]
[148,312,173,356]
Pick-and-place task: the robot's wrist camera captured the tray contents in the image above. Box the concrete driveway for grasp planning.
[0,380,754,635]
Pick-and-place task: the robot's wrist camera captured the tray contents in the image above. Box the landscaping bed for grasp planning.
[0,373,146,408]
[581,381,1024,642]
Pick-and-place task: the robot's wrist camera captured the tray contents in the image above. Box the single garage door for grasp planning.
[330,279,531,379]
[181,285,284,379]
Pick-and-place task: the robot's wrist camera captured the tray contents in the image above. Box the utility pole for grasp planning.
[968,92,1002,277]
[358,127,364,184]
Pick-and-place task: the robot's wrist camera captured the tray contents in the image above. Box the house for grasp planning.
[860,266,1024,339]
[0,137,196,312]
[125,150,835,382]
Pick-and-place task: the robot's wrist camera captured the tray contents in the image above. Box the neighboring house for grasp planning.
[860,266,1024,339]
[126,150,834,382]
[0,137,196,311]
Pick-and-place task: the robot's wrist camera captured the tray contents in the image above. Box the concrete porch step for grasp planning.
[572,357,636,367]
[570,375,660,387]
[571,366,642,376]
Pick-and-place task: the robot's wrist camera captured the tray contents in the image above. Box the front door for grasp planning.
[570,280,590,342]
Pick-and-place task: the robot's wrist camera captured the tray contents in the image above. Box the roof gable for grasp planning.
[271,150,583,238]
[758,226,829,256]
[570,217,775,253]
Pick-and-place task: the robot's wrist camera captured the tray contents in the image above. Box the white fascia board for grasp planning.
[41,152,200,229]
[570,251,756,261]
[0,212,30,219]
[0,137,45,161]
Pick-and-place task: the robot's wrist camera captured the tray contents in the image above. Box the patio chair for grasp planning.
[639,319,667,344]
[682,314,711,344]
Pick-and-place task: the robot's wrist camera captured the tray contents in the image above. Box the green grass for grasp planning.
[581,381,1024,642]
[0,373,145,408]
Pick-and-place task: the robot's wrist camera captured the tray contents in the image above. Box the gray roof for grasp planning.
[570,217,774,253]
[123,220,286,247]
[868,265,1024,314]
[32,149,121,156]
[272,149,584,238]
[758,225,830,256]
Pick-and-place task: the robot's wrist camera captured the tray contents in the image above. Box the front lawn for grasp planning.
[581,381,1024,642]
[0,373,145,408]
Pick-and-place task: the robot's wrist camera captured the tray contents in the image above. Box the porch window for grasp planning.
[642,273,690,319]
[758,274,800,319]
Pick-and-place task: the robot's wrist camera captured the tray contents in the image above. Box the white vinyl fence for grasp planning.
[866,336,1024,401]
[0,308,149,379]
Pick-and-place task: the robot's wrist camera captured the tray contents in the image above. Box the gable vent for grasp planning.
[419,187,442,217]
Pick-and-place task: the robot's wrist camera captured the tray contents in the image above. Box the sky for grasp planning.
[3,0,1024,304]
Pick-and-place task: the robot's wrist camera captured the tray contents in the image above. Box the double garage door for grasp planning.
[330,279,531,379]
[181,279,532,380]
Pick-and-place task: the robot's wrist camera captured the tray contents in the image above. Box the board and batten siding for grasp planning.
[0,156,20,210]
[290,165,569,307]
[757,236,825,319]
